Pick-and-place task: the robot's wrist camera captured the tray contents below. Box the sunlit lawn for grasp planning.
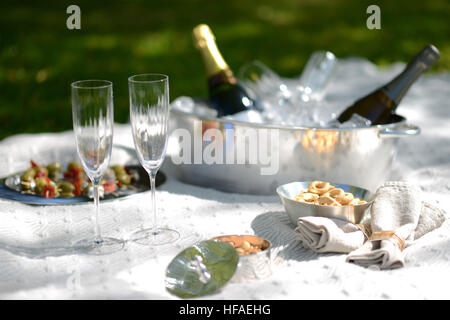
[0,0,449,140]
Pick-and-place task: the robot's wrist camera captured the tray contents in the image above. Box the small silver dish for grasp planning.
[165,240,239,299]
[277,181,374,225]
[211,235,272,283]
[165,235,272,298]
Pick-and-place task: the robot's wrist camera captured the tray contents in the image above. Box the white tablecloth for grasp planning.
[0,58,449,299]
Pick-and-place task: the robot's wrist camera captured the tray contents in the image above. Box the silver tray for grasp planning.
[0,145,165,205]
[0,166,166,206]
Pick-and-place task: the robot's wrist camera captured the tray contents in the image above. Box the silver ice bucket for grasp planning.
[165,107,420,195]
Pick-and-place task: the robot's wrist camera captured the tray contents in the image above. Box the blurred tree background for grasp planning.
[0,0,449,140]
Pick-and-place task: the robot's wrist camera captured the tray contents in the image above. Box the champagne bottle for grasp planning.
[192,24,260,117]
[337,44,440,125]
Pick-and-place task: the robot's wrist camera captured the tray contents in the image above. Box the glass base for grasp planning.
[74,237,125,255]
[131,228,180,246]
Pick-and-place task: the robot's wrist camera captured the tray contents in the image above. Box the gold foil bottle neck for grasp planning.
[192,24,215,49]
[192,24,230,77]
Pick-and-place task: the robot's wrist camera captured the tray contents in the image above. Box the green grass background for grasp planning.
[0,0,449,140]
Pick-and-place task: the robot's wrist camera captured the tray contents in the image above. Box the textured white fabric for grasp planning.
[346,182,446,269]
[294,182,446,267]
[295,217,366,253]
[0,58,449,299]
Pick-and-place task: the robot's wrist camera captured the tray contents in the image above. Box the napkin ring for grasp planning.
[368,231,405,251]
[356,223,372,240]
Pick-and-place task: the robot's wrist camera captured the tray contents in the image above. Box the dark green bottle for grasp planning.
[193,24,260,117]
[337,45,440,125]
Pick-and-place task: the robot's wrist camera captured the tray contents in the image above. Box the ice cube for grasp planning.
[171,96,195,113]
[294,100,338,127]
[222,109,264,124]
[259,98,324,127]
[192,104,218,118]
[338,113,372,128]
[171,96,218,118]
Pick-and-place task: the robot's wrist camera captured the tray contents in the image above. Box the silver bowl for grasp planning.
[277,181,374,224]
[167,106,420,195]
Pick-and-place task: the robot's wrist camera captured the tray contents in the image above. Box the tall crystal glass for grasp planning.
[71,80,124,254]
[129,74,179,246]
[296,51,337,103]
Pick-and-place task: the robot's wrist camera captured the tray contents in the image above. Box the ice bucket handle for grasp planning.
[378,123,421,138]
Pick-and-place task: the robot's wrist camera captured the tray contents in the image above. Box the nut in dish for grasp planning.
[210,235,270,256]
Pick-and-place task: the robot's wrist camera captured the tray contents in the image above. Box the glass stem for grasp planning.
[149,170,157,234]
[93,182,102,244]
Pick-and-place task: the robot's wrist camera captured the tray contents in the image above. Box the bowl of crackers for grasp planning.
[277,180,374,225]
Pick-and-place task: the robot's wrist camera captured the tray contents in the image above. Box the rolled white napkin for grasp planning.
[295,217,369,253]
[346,181,446,269]
[294,181,446,269]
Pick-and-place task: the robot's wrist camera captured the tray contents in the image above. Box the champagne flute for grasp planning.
[239,60,290,100]
[71,80,124,254]
[129,74,179,246]
[296,51,337,103]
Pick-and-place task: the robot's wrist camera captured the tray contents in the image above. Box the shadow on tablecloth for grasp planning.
[250,211,340,265]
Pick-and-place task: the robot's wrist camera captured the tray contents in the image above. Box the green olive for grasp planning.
[47,162,61,172]
[21,168,37,181]
[35,177,48,193]
[58,181,75,194]
[48,170,59,180]
[67,161,82,171]
[117,173,131,185]
[111,165,126,175]
[60,192,74,198]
